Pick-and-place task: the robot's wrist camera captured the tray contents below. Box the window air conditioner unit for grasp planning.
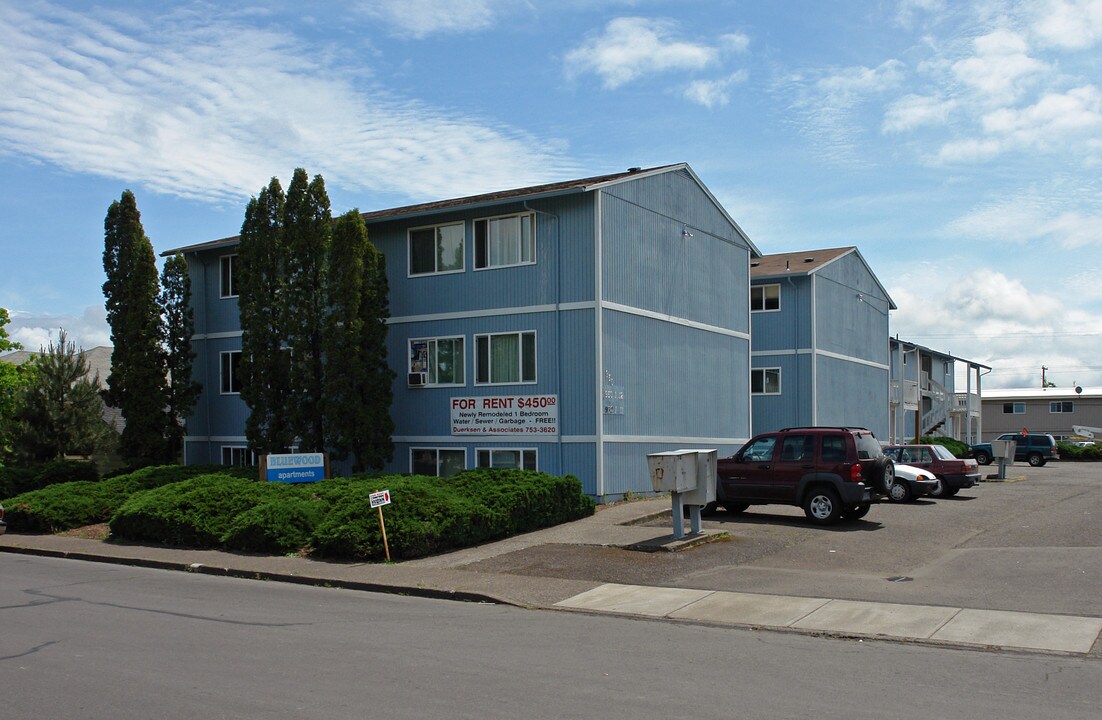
[408,372,428,387]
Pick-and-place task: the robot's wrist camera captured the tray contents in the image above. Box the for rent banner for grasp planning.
[450,395,559,436]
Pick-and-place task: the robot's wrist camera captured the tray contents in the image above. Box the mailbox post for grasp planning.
[991,439,1016,480]
[647,449,717,539]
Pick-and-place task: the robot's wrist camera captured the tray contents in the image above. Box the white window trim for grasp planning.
[221,445,256,466]
[220,254,239,299]
[1004,402,1026,414]
[476,447,538,471]
[751,283,781,313]
[474,330,537,386]
[407,221,465,277]
[751,367,782,395]
[1050,401,1074,413]
[473,211,536,271]
[408,336,466,387]
[220,350,242,395]
[409,447,467,477]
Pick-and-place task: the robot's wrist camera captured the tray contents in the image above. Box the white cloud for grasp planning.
[6,306,111,354]
[980,85,1102,147]
[950,29,1048,102]
[720,33,751,53]
[683,71,748,108]
[564,17,720,89]
[817,60,906,96]
[0,4,577,205]
[888,265,1102,388]
[353,0,501,37]
[948,194,1102,249]
[1031,0,1102,49]
[883,93,957,132]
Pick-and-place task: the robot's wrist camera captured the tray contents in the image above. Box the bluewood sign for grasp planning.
[264,452,328,483]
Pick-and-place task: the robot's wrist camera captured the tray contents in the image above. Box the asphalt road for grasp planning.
[3,554,1101,720]
[468,462,1102,617]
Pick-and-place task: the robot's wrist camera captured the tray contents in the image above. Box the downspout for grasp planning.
[523,201,562,476]
[594,191,605,498]
[810,273,818,425]
[787,275,799,425]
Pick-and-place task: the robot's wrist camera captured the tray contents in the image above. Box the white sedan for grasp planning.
[887,464,939,503]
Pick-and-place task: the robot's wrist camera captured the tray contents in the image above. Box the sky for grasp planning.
[1,0,1100,390]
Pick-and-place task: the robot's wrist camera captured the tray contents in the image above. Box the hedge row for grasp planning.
[109,468,595,560]
[1,465,255,533]
[0,459,99,499]
[1056,442,1102,461]
[4,464,595,561]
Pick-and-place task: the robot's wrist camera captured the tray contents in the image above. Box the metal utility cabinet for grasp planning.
[647,449,717,538]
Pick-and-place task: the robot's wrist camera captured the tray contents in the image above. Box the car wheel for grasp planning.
[1027,453,1043,467]
[723,502,750,514]
[928,477,946,498]
[942,487,959,498]
[842,503,871,520]
[888,479,911,503]
[974,450,991,466]
[803,487,842,525]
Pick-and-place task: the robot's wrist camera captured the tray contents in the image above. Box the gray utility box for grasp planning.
[647,449,717,506]
[991,440,1016,459]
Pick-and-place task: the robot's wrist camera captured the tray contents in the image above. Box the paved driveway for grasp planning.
[469,462,1102,617]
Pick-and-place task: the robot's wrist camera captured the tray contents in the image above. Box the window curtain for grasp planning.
[490,334,519,383]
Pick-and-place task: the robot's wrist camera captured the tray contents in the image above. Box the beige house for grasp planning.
[980,387,1102,441]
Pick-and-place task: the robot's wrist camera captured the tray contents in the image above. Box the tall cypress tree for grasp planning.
[159,253,201,461]
[103,190,169,466]
[323,210,394,472]
[283,169,331,452]
[238,178,294,454]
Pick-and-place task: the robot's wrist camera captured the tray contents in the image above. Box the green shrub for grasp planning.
[1,464,257,532]
[918,436,971,458]
[221,489,328,554]
[1,481,120,533]
[1057,442,1102,461]
[109,474,265,548]
[0,459,98,499]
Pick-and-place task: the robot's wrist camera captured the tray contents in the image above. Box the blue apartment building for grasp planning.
[165,164,760,500]
[749,247,896,438]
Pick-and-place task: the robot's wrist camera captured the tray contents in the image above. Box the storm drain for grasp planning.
[886,576,913,583]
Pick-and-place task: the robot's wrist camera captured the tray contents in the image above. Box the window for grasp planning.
[476,448,537,470]
[220,254,238,298]
[821,435,846,462]
[1003,402,1025,414]
[741,436,776,462]
[409,222,464,275]
[474,213,535,269]
[411,448,465,477]
[409,337,464,385]
[751,367,781,395]
[1050,401,1074,413]
[220,351,242,394]
[475,331,536,385]
[751,284,780,311]
[221,446,256,466]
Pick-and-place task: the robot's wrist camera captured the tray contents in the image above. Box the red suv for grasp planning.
[715,427,895,525]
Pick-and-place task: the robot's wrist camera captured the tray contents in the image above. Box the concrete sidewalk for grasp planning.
[3,496,1100,656]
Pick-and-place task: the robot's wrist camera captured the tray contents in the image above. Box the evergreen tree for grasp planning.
[323,210,395,472]
[159,253,201,461]
[283,169,331,452]
[238,178,294,454]
[102,190,169,466]
[10,330,112,463]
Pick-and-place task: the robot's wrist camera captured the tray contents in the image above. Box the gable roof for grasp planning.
[161,163,758,256]
[751,246,897,310]
[890,337,992,371]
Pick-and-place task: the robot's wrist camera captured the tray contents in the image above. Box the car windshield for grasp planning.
[854,433,882,459]
[931,445,956,460]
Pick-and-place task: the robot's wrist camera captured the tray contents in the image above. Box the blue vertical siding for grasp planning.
[815,355,889,437]
[751,276,812,351]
